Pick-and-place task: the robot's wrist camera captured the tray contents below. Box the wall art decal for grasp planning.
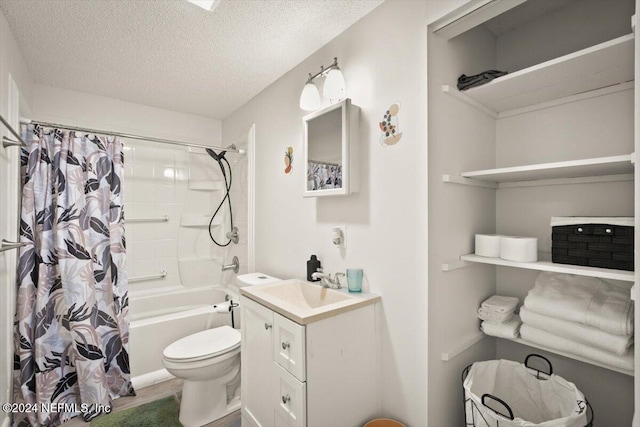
[379,102,403,146]
[284,146,294,174]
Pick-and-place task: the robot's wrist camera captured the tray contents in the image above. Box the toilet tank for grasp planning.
[229,273,281,330]
[236,273,281,287]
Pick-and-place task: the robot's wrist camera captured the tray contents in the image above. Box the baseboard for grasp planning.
[131,368,174,390]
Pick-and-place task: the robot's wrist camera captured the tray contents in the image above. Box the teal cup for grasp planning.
[346,268,363,293]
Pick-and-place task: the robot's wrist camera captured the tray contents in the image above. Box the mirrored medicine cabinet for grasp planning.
[303,98,359,197]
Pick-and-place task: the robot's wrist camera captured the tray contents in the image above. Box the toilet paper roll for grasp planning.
[213,301,232,313]
[500,236,538,262]
[475,234,502,258]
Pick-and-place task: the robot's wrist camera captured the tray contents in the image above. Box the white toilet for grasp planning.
[162,273,281,427]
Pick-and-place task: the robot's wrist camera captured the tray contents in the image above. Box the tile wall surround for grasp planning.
[123,141,248,296]
[222,142,249,285]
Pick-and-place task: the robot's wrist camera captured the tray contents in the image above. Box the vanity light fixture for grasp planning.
[299,57,347,111]
[300,81,322,111]
[186,0,221,11]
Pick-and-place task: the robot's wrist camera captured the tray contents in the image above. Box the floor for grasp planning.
[62,378,241,427]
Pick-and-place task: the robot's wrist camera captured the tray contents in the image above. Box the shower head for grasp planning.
[206,148,226,161]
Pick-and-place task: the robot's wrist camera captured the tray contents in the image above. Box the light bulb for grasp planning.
[187,0,220,11]
[299,82,321,111]
[323,68,346,100]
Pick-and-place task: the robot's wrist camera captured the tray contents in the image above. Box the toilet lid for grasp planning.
[163,326,240,362]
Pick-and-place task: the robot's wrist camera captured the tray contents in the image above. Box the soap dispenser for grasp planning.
[307,255,321,282]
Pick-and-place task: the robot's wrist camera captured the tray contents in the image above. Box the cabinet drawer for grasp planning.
[273,312,306,381]
[274,362,306,427]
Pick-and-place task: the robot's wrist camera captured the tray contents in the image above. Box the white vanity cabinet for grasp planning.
[241,297,276,426]
[240,295,380,427]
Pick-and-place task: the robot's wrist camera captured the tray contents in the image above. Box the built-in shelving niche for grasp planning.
[437,10,636,381]
[441,154,636,375]
[443,33,634,118]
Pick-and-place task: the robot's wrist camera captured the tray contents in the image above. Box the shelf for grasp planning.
[188,180,223,191]
[444,33,634,116]
[460,154,634,183]
[460,253,634,282]
[503,336,633,377]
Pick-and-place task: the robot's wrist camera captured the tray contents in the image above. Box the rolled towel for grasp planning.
[520,324,634,372]
[481,295,519,313]
[481,315,522,339]
[524,272,633,336]
[477,307,515,324]
[520,307,633,356]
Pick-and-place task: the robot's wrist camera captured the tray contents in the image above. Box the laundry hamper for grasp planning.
[462,354,593,427]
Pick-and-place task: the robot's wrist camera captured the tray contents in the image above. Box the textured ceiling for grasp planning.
[0,0,384,119]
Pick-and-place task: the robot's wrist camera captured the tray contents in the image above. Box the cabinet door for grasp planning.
[273,312,306,381]
[274,362,307,427]
[241,296,275,427]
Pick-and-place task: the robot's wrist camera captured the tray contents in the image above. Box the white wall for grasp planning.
[223,1,465,425]
[0,8,33,427]
[496,0,634,73]
[30,83,221,146]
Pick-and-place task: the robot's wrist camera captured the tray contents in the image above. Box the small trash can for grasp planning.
[462,354,593,426]
[363,418,406,427]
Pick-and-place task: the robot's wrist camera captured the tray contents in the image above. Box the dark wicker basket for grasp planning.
[552,223,633,271]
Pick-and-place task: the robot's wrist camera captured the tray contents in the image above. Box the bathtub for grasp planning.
[128,286,233,389]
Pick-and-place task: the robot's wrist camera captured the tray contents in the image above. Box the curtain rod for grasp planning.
[16,118,244,154]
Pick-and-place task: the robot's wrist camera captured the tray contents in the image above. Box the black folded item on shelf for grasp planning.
[457,70,508,91]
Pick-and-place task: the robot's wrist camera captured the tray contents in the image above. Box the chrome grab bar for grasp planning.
[129,271,168,283]
[0,239,29,253]
[127,216,169,223]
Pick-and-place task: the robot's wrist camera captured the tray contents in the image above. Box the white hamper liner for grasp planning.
[462,354,592,427]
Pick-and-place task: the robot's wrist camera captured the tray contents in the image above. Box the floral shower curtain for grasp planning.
[13,125,134,427]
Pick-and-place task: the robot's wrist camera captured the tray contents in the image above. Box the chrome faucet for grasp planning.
[221,256,239,274]
[311,270,345,289]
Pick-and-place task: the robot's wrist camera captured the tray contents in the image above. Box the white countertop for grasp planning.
[240,279,380,325]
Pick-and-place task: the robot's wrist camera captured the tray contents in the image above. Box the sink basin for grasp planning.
[258,280,352,309]
[240,279,380,324]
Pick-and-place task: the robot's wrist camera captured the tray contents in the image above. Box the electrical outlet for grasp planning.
[332,225,346,249]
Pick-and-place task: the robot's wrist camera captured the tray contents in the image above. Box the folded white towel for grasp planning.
[481,295,519,313]
[477,307,514,324]
[524,272,633,336]
[520,307,633,356]
[520,325,634,372]
[481,315,522,339]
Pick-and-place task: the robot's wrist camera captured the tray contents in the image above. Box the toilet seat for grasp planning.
[163,326,240,363]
